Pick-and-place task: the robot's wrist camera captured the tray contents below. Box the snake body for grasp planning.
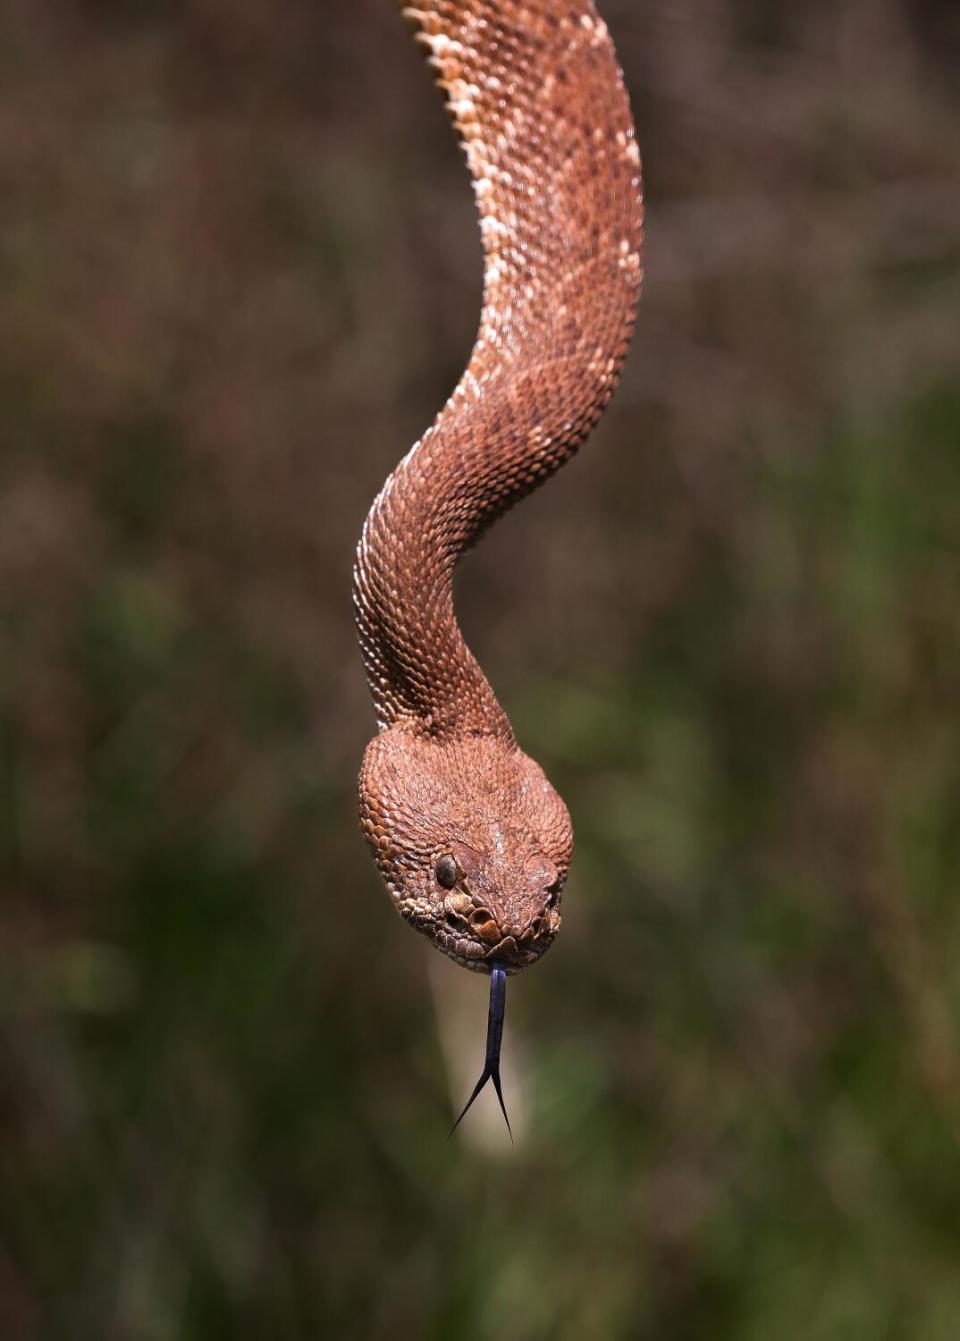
[355,0,642,983]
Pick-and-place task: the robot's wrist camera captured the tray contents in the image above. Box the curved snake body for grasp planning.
[354,0,642,1093]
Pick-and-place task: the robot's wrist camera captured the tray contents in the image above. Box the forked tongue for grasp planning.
[449,960,512,1140]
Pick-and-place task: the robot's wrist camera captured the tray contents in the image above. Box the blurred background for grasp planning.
[3,0,959,1336]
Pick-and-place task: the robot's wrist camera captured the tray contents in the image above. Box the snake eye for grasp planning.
[435,854,459,890]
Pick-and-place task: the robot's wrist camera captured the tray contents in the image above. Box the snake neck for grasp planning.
[353,0,643,739]
[354,418,514,737]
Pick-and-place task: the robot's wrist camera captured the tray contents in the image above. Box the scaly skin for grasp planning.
[355,0,643,974]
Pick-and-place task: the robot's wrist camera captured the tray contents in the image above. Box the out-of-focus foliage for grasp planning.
[2,1,959,1337]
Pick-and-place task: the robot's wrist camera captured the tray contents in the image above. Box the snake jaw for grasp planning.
[391,892,563,974]
[398,886,564,972]
[432,920,561,974]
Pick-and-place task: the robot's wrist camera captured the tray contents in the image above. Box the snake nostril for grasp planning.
[469,908,502,944]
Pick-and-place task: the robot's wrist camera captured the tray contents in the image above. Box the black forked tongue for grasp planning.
[449,960,512,1141]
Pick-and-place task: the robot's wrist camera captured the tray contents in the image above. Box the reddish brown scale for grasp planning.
[355,0,643,973]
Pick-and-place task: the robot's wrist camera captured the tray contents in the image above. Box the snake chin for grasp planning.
[360,727,572,974]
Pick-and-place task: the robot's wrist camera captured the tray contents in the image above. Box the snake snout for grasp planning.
[488,911,551,965]
[438,886,557,971]
[468,906,544,946]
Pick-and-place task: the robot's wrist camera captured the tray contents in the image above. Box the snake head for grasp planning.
[359,727,572,973]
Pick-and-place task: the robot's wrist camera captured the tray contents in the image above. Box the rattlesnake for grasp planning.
[354,0,642,1129]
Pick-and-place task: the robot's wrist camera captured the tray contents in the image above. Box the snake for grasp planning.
[354,0,643,1131]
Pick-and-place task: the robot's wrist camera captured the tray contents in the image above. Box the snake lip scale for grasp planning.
[354,0,643,1126]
